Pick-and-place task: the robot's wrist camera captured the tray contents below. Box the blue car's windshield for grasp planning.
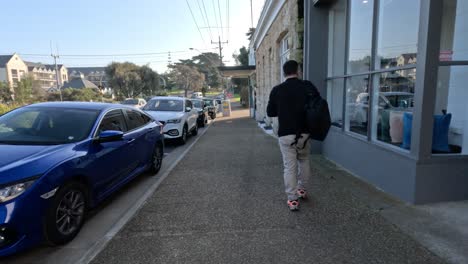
[144,99,183,112]
[0,107,100,145]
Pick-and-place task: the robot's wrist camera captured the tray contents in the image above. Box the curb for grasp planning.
[257,122,278,140]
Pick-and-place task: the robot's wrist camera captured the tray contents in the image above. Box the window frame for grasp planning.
[94,109,128,137]
[327,0,419,152]
[430,0,468,156]
[123,108,151,132]
[280,34,291,82]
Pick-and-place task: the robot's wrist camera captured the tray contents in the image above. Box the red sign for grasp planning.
[439,50,453,61]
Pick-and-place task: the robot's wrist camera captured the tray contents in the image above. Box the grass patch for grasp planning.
[230,94,241,103]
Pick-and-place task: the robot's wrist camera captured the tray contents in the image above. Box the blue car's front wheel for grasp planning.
[149,143,163,175]
[44,181,88,245]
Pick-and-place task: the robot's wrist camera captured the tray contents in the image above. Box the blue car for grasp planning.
[0,102,164,256]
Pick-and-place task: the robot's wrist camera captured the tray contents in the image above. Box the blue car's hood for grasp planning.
[0,144,75,185]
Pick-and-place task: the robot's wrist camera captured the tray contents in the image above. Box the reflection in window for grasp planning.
[377,0,420,69]
[346,75,370,136]
[328,0,346,77]
[440,0,468,61]
[347,0,374,74]
[372,72,416,147]
[280,35,291,82]
[327,79,344,128]
[435,66,468,154]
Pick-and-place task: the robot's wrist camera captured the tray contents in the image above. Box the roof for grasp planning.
[62,78,99,89]
[24,102,119,111]
[68,67,106,75]
[0,55,14,66]
[25,61,56,71]
[218,65,256,77]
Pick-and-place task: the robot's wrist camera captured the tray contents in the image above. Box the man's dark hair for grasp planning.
[283,60,299,76]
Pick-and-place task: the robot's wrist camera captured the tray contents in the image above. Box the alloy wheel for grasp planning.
[55,190,85,236]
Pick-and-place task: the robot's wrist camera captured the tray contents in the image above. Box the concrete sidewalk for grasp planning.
[91,106,445,264]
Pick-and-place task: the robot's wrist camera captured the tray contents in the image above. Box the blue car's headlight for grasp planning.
[166,119,181,124]
[0,180,36,203]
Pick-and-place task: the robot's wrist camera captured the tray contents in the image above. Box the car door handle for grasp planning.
[147,127,154,131]
[127,138,136,143]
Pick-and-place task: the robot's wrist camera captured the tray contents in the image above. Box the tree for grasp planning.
[233,46,249,66]
[0,81,11,102]
[139,65,160,96]
[246,28,255,41]
[106,62,160,100]
[175,52,222,90]
[168,64,205,97]
[14,76,33,104]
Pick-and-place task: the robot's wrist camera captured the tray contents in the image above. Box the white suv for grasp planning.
[143,97,199,144]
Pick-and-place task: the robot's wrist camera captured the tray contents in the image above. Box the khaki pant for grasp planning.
[278,134,312,200]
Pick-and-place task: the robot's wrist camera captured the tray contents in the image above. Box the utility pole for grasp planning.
[51,53,62,101]
[212,36,228,66]
[250,0,254,29]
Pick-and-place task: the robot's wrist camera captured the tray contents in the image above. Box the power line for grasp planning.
[197,0,213,41]
[185,0,207,47]
[211,0,221,39]
[217,0,224,41]
[227,0,230,42]
[18,49,215,58]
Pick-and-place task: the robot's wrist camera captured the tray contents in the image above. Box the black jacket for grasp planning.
[266,78,319,137]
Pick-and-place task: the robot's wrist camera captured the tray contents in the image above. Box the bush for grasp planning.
[155,90,168,96]
[47,88,101,102]
[0,103,23,115]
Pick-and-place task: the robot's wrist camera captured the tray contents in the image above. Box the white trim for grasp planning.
[251,0,287,50]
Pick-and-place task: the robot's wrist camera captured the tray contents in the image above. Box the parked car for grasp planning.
[190,92,203,99]
[121,98,147,109]
[202,98,218,119]
[143,97,199,144]
[351,92,414,125]
[0,102,164,256]
[190,99,208,127]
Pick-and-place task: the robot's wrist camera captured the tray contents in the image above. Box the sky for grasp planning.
[0,0,265,73]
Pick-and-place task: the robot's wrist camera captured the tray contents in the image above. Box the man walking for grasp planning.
[267,60,319,211]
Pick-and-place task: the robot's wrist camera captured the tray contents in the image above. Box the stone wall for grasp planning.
[254,0,302,134]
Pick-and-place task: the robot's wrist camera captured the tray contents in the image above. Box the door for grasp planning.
[185,100,197,130]
[87,109,133,197]
[123,108,155,169]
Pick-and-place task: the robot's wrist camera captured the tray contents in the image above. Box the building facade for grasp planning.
[0,53,28,88]
[68,67,108,88]
[251,0,304,133]
[26,62,58,90]
[303,0,468,204]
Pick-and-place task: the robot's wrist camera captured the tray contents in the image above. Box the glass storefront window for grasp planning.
[327,79,344,128]
[345,75,370,136]
[377,0,420,69]
[440,0,468,61]
[328,0,346,77]
[371,70,416,149]
[347,0,373,74]
[434,66,468,154]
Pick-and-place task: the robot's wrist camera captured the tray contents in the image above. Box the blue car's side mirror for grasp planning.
[95,130,124,143]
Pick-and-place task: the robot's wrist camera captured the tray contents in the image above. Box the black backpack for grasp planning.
[303,81,331,142]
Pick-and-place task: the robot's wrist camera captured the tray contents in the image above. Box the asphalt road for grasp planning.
[1,122,212,264]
